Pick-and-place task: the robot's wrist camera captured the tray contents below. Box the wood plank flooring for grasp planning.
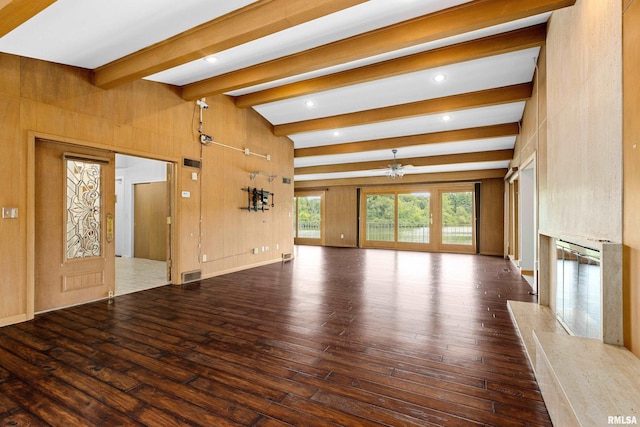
[0,246,551,426]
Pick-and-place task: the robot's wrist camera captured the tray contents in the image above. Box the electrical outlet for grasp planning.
[265,246,269,251]
[252,248,259,254]
[202,254,207,262]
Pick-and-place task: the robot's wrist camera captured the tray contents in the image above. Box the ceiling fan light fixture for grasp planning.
[385,149,405,179]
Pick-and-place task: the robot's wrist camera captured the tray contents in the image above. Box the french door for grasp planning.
[360,185,476,253]
[294,191,325,245]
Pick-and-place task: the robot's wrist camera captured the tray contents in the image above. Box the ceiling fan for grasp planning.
[385,149,412,179]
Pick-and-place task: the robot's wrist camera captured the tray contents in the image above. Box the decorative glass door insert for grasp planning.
[66,160,102,259]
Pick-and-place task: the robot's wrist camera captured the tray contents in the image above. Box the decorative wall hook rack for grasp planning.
[249,171,277,182]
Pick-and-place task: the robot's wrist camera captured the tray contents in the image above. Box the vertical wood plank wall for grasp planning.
[324,187,358,247]
[623,0,640,357]
[0,54,294,326]
[478,179,505,256]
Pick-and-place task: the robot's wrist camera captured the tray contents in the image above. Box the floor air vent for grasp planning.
[182,270,202,283]
[282,253,293,263]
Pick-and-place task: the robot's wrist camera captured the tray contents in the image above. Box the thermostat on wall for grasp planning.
[181,191,191,198]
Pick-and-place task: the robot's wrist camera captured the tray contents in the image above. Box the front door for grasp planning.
[35,139,115,312]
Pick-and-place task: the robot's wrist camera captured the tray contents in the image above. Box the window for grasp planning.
[441,191,473,246]
[398,192,430,244]
[365,194,395,242]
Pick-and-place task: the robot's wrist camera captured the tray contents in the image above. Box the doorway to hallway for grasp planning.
[114,154,173,296]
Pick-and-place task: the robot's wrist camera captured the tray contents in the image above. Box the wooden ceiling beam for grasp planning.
[93,0,367,90]
[295,149,513,175]
[293,169,507,188]
[294,123,519,157]
[0,0,56,38]
[183,0,574,100]
[275,83,532,136]
[235,24,546,108]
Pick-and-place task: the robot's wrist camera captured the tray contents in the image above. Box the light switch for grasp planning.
[2,207,17,219]
[191,172,198,181]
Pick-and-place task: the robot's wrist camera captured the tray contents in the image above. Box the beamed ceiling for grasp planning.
[0,0,576,187]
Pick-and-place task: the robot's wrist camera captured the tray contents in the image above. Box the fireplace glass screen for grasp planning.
[555,240,601,339]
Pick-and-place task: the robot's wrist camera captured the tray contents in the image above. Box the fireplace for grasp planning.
[555,240,601,339]
[539,232,622,345]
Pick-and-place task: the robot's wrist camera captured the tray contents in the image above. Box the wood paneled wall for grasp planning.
[0,53,293,326]
[0,55,28,325]
[623,0,640,357]
[324,186,358,247]
[479,179,505,256]
[544,0,622,241]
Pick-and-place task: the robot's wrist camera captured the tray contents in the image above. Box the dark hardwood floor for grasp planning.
[0,246,551,426]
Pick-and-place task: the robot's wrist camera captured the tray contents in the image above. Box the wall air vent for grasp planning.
[183,158,201,169]
[181,270,202,283]
[282,177,291,184]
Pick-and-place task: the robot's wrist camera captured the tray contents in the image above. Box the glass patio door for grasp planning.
[294,191,324,245]
[361,185,475,253]
[362,187,435,251]
[439,189,475,253]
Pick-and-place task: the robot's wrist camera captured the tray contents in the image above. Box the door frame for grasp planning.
[293,190,326,246]
[27,131,179,318]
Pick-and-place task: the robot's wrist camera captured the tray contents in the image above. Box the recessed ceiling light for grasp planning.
[442,114,452,122]
[332,130,341,137]
[204,55,219,64]
[433,73,446,83]
[305,100,315,108]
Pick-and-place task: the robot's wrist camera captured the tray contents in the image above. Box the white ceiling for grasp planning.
[0,0,566,184]
[289,102,526,148]
[0,0,260,68]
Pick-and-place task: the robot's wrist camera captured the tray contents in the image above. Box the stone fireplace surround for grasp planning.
[509,233,639,426]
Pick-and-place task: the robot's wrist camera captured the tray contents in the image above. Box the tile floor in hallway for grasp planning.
[115,257,168,296]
